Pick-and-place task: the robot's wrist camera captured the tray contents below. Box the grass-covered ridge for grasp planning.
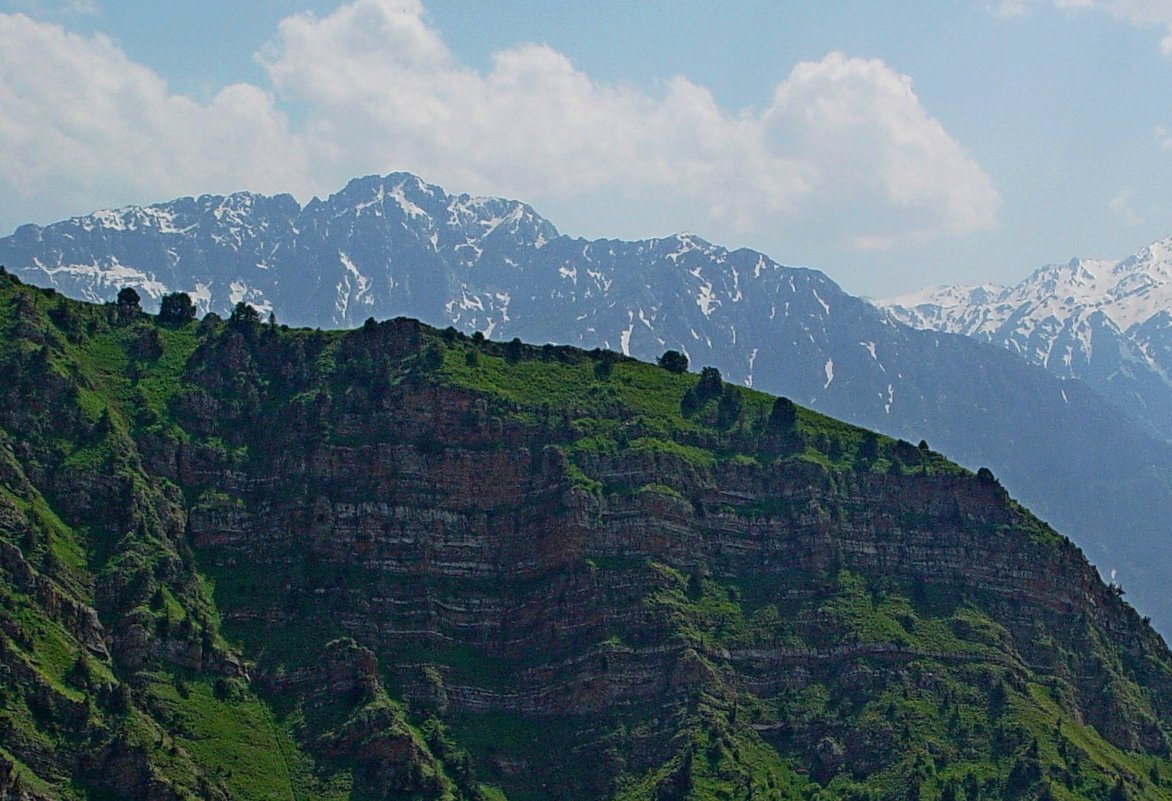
[0,271,1169,801]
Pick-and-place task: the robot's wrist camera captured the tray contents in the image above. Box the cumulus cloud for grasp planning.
[0,0,998,254]
[0,13,307,224]
[3,0,97,17]
[258,0,803,222]
[259,0,998,248]
[761,53,999,248]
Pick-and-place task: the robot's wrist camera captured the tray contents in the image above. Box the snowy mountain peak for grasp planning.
[880,235,1172,336]
[877,234,1172,441]
[311,173,560,260]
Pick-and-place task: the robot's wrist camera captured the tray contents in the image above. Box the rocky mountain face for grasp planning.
[3,274,1172,801]
[5,173,1172,637]
[878,238,1172,443]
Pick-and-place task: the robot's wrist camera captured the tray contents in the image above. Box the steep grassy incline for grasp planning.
[1,269,1172,801]
[0,275,486,801]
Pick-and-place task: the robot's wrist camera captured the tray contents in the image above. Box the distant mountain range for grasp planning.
[4,172,1172,634]
[878,239,1172,442]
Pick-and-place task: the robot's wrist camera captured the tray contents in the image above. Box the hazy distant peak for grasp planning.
[877,233,1172,443]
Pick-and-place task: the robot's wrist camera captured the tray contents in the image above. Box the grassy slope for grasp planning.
[0,281,478,801]
[0,276,1169,800]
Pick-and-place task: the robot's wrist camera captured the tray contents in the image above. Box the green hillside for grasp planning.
[0,270,1170,801]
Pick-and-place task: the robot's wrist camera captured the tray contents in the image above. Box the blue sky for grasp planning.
[2,0,1172,297]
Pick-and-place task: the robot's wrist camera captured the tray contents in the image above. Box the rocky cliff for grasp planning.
[9,173,1172,642]
[1,273,1171,801]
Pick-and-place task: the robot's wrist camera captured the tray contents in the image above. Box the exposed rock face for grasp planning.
[3,277,1172,800]
[183,370,1166,729]
[162,316,1171,797]
[8,173,1172,642]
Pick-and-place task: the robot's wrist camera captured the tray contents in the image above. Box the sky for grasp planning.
[2,1,1172,297]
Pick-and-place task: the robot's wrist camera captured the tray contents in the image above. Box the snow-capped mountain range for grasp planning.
[878,239,1172,440]
[5,172,1172,633]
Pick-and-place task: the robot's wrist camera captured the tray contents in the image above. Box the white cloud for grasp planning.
[0,12,306,224]
[761,53,1000,248]
[1066,0,1172,51]
[259,0,998,249]
[0,0,998,255]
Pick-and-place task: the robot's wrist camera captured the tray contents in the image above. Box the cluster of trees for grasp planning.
[660,350,801,434]
[115,287,280,329]
[677,365,746,427]
[114,286,280,330]
[114,287,199,326]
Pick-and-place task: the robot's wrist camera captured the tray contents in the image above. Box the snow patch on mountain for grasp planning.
[696,282,718,317]
[228,280,273,317]
[388,182,428,220]
[190,282,213,314]
[812,289,830,316]
[620,310,634,356]
[36,257,167,301]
